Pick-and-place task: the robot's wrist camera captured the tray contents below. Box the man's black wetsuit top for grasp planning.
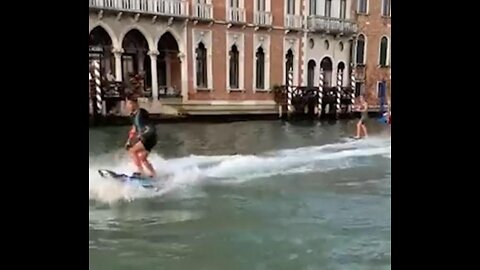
[130,108,157,152]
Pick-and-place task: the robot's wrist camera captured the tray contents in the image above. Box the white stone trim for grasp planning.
[301,31,307,85]
[118,24,155,52]
[253,34,271,92]
[89,21,120,49]
[226,31,245,92]
[180,28,189,103]
[192,29,213,91]
[345,0,353,19]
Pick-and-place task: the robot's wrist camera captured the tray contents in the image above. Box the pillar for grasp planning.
[149,50,159,100]
[178,51,188,102]
[112,48,124,82]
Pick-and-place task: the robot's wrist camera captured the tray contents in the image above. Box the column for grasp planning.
[178,51,187,101]
[112,48,124,82]
[148,50,159,100]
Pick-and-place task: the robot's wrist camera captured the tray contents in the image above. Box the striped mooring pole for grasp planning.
[336,69,343,114]
[318,68,324,117]
[350,64,356,112]
[92,60,103,115]
[287,67,293,114]
[89,71,93,115]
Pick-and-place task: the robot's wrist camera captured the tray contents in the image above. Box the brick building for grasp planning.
[352,0,391,105]
[89,0,303,115]
[186,0,297,101]
[89,0,388,115]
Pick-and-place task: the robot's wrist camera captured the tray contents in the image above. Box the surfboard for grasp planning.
[98,169,167,189]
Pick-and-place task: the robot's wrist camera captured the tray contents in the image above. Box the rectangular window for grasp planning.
[287,0,295,14]
[325,0,331,17]
[382,0,391,17]
[355,82,363,97]
[230,0,239,8]
[257,0,265,11]
[358,0,367,14]
[340,0,346,19]
[309,0,316,16]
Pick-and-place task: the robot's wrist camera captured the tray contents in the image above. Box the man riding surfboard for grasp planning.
[125,95,157,178]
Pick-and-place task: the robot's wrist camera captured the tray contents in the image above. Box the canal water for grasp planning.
[89,120,391,270]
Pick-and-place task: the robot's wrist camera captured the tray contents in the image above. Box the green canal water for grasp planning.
[89,120,391,270]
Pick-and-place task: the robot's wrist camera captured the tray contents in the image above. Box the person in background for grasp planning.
[354,95,369,139]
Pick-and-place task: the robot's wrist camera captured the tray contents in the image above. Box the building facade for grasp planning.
[304,0,357,90]
[89,0,388,116]
[352,0,391,105]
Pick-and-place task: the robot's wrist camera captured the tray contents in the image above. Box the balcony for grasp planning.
[285,14,303,30]
[192,3,213,21]
[89,0,189,18]
[227,7,246,25]
[254,11,272,28]
[307,16,357,35]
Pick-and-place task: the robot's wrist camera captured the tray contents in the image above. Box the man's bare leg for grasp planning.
[138,151,157,178]
[354,121,362,138]
[361,124,368,138]
[130,141,156,177]
[129,149,145,175]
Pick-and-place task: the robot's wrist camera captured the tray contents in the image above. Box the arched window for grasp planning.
[229,45,239,88]
[255,47,265,89]
[195,42,208,88]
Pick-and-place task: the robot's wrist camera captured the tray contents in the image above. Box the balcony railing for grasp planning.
[89,0,189,17]
[254,11,272,26]
[192,3,213,20]
[227,7,246,24]
[307,16,357,35]
[285,14,303,29]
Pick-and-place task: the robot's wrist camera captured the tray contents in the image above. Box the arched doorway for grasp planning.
[157,32,181,96]
[121,29,151,90]
[307,60,316,87]
[320,57,333,86]
[89,26,113,77]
